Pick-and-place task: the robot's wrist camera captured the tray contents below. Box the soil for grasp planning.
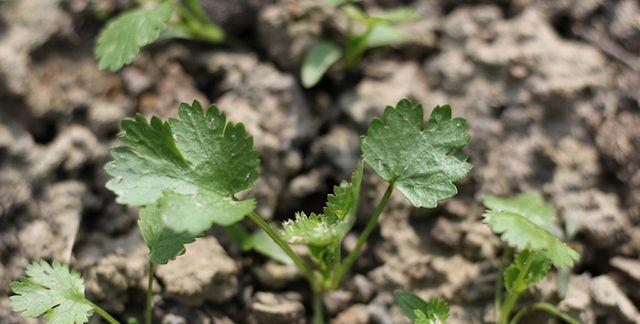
[1,0,639,323]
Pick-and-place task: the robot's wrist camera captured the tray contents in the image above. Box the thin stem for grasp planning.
[146,261,155,324]
[499,251,536,324]
[312,290,325,324]
[495,246,512,321]
[334,183,394,287]
[509,306,529,324]
[532,302,581,324]
[246,211,314,281]
[86,300,120,324]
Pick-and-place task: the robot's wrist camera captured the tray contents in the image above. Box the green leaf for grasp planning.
[226,224,293,265]
[370,7,421,23]
[394,290,449,324]
[361,99,472,208]
[283,163,363,246]
[106,99,258,206]
[301,41,343,88]
[504,249,551,293]
[483,210,580,269]
[367,24,405,48]
[10,261,94,324]
[95,1,174,71]
[138,190,255,264]
[483,193,559,234]
[324,0,361,6]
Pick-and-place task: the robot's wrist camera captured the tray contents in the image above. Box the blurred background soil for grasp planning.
[0,0,639,323]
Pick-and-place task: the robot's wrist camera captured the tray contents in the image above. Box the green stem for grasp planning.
[246,211,314,282]
[532,302,581,324]
[312,290,325,324]
[499,251,536,324]
[86,300,120,324]
[509,306,528,324]
[146,261,155,324]
[495,246,512,321]
[334,183,394,287]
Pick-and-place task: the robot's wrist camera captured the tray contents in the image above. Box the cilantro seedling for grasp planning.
[9,98,471,324]
[483,193,581,324]
[301,1,421,87]
[394,290,449,324]
[10,261,120,324]
[95,0,224,71]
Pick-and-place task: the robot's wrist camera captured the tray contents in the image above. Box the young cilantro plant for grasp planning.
[394,290,449,324]
[10,261,120,324]
[301,0,421,87]
[483,193,581,324]
[9,98,471,323]
[95,0,224,71]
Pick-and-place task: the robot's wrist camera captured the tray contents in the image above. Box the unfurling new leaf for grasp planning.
[394,290,449,324]
[361,99,472,208]
[504,249,551,293]
[10,261,94,324]
[283,163,363,246]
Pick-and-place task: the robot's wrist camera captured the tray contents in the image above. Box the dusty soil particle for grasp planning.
[156,236,238,307]
[248,292,305,324]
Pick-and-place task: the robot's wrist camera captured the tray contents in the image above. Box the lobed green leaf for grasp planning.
[106,100,260,261]
[95,1,174,71]
[483,210,580,269]
[394,290,449,324]
[361,99,472,208]
[10,261,94,324]
[483,192,560,234]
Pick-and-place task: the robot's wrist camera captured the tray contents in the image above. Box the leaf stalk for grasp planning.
[246,211,315,282]
[499,250,536,324]
[333,182,394,287]
[86,300,121,324]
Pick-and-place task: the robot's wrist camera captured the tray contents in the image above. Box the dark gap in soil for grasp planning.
[441,0,510,16]
[550,12,576,39]
[573,237,612,277]
[529,149,556,188]
[31,117,58,145]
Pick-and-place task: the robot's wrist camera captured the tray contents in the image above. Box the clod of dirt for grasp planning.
[252,260,300,289]
[0,0,71,95]
[611,257,640,283]
[30,126,103,181]
[310,126,360,181]
[591,275,640,323]
[258,0,342,71]
[248,292,305,324]
[332,304,370,324]
[596,109,640,220]
[80,230,150,312]
[20,181,85,260]
[339,60,432,127]
[156,236,238,307]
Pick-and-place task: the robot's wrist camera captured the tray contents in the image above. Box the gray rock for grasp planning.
[156,236,238,306]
